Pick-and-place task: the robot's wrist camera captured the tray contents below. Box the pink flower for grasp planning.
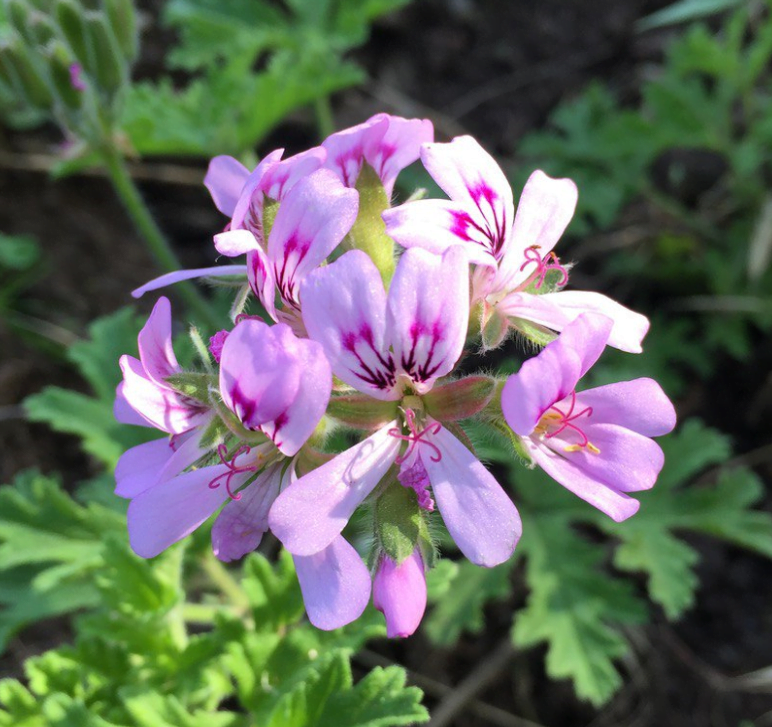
[268,246,521,571]
[383,136,649,352]
[501,314,677,521]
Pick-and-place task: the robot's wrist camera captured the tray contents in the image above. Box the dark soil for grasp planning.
[1,1,771,725]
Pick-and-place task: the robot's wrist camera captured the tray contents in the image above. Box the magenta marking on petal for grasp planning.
[208,444,259,500]
[468,183,507,258]
[341,323,397,392]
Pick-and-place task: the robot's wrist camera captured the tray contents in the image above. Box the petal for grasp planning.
[556,313,614,379]
[219,321,302,430]
[137,296,180,386]
[323,114,389,187]
[267,168,359,307]
[387,246,469,389]
[301,250,397,400]
[230,148,285,233]
[574,379,676,437]
[119,355,204,434]
[246,246,278,322]
[421,136,513,260]
[205,155,250,217]
[368,116,433,196]
[214,229,260,257]
[115,438,176,498]
[211,463,283,562]
[546,422,665,493]
[114,381,151,427]
[127,464,251,558]
[260,146,326,202]
[538,291,649,354]
[293,535,372,630]
[269,423,400,555]
[424,424,521,567]
[372,548,427,638]
[496,170,578,292]
[131,266,248,299]
[383,199,498,266]
[525,437,641,522]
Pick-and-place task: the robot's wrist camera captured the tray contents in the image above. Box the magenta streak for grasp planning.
[208,444,258,500]
[519,246,569,289]
[389,409,442,464]
[274,234,310,308]
[401,319,445,383]
[469,183,506,258]
[544,391,593,447]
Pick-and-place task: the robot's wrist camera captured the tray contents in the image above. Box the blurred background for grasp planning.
[1,1,772,725]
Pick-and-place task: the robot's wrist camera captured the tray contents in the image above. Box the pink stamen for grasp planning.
[519,246,569,289]
[208,444,258,500]
[69,63,86,92]
[388,409,442,464]
[398,458,435,512]
[544,391,593,448]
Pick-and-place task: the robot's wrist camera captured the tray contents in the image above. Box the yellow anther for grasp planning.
[563,442,601,455]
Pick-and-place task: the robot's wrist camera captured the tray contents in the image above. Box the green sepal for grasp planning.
[165,371,216,404]
[375,473,428,565]
[55,0,91,70]
[347,162,395,285]
[481,305,510,351]
[0,40,53,111]
[7,0,34,45]
[510,317,558,347]
[326,391,398,430]
[486,416,533,465]
[103,0,138,63]
[424,375,496,422]
[209,394,268,445]
[83,13,125,96]
[522,266,569,295]
[197,414,229,451]
[263,197,279,241]
[29,13,57,47]
[45,41,84,111]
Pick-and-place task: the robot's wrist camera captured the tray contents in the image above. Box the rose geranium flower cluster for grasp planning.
[116,114,676,637]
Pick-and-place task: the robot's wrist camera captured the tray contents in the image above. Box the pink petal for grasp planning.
[372,548,427,638]
[137,296,181,386]
[230,149,285,233]
[574,379,676,437]
[525,438,641,522]
[322,114,389,187]
[219,321,302,431]
[293,535,372,630]
[268,423,401,555]
[115,438,176,498]
[114,381,151,427]
[131,266,248,299]
[267,168,358,307]
[127,464,251,558]
[424,424,521,567]
[495,170,578,292]
[214,229,260,257]
[420,136,513,262]
[387,246,469,391]
[383,199,498,266]
[301,250,397,400]
[205,155,250,217]
[369,116,433,196]
[247,246,278,322]
[211,463,284,562]
[260,146,326,202]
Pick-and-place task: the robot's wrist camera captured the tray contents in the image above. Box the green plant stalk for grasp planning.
[202,551,250,612]
[99,145,220,329]
[314,96,335,140]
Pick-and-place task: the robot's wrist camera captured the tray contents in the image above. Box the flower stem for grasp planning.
[202,551,250,612]
[314,97,335,140]
[99,144,219,329]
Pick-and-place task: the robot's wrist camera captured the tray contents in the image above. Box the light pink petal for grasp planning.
[574,379,676,437]
[115,438,176,498]
[495,170,578,292]
[246,246,278,322]
[545,422,664,494]
[127,464,252,558]
[322,114,389,187]
[214,229,260,257]
[230,148,285,233]
[205,155,250,217]
[372,548,427,638]
[368,116,433,197]
[383,199,498,266]
[137,296,180,386]
[301,250,397,400]
[212,463,283,562]
[525,438,641,522]
[387,246,469,391]
[269,423,401,555]
[131,266,248,299]
[114,381,151,427]
[293,535,372,630]
[501,314,612,435]
[260,146,326,202]
[424,424,521,567]
[539,291,649,354]
[119,355,205,434]
[421,136,513,262]
[219,321,302,431]
[267,168,358,308]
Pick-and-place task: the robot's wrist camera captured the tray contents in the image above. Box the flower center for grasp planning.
[519,246,569,290]
[388,408,442,464]
[398,457,435,512]
[536,391,600,454]
[208,444,260,500]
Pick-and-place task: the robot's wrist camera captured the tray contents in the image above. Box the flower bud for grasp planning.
[373,548,427,638]
[423,375,495,421]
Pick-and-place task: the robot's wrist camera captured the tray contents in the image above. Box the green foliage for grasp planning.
[637,0,748,31]
[24,307,155,468]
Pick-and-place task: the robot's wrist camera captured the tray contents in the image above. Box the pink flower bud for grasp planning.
[373,548,427,638]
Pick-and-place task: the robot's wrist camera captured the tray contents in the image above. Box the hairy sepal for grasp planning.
[165,372,216,404]
[510,317,559,348]
[326,391,399,430]
[481,306,510,351]
[375,473,430,565]
[424,376,496,422]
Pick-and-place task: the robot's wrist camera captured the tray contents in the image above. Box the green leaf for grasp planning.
[122,691,246,727]
[637,0,745,31]
[241,550,305,631]
[0,232,39,270]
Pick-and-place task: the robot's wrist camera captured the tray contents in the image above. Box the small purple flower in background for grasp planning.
[384,136,649,352]
[501,314,676,521]
[69,63,86,91]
